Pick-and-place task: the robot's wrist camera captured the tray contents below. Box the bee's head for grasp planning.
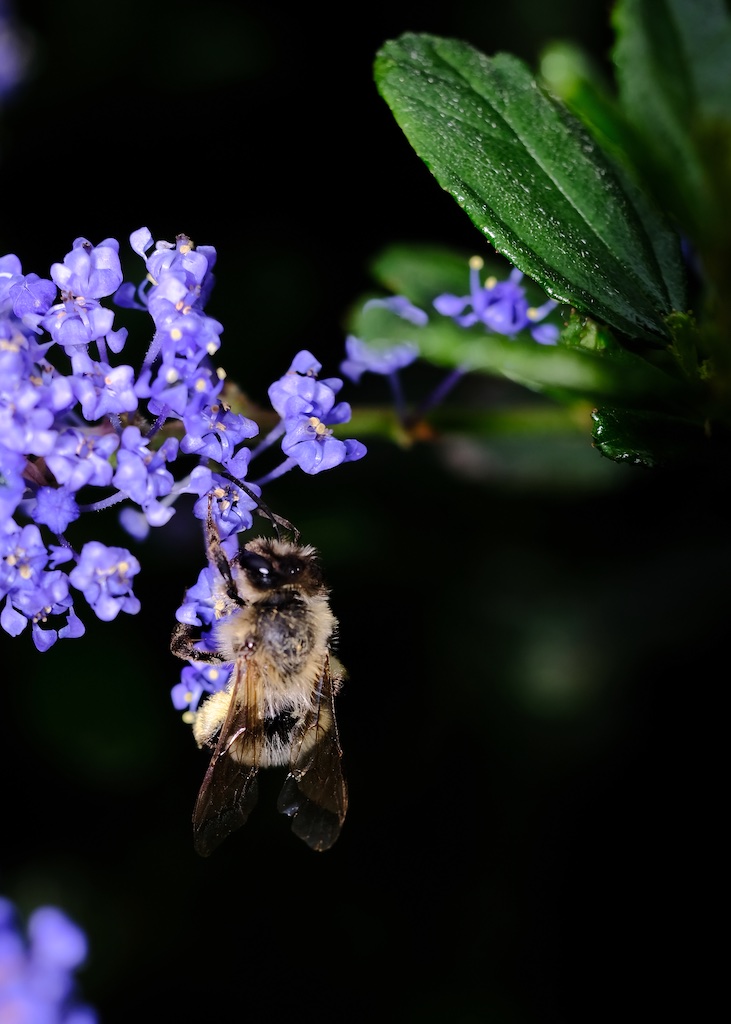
[237,538,325,596]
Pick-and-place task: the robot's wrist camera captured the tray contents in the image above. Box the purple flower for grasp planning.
[268,371,343,424]
[0,896,97,1024]
[181,399,258,461]
[0,522,49,596]
[269,350,344,403]
[135,355,198,418]
[149,298,223,361]
[118,463,217,541]
[0,533,83,650]
[46,428,120,491]
[362,294,429,326]
[0,367,58,456]
[134,229,215,294]
[69,359,138,420]
[0,446,27,519]
[341,334,419,384]
[195,476,261,538]
[41,296,118,352]
[111,426,179,527]
[50,237,123,300]
[221,445,254,483]
[287,350,322,376]
[32,486,80,533]
[118,228,218,317]
[172,662,232,715]
[68,542,141,621]
[434,256,560,344]
[268,350,366,474]
[8,273,57,320]
[174,564,220,628]
[281,419,366,474]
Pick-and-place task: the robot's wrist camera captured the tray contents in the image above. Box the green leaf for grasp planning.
[538,42,637,158]
[665,310,707,383]
[536,41,688,313]
[591,405,716,468]
[611,0,731,244]
[374,33,687,342]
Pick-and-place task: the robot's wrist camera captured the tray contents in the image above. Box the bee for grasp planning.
[171,503,347,855]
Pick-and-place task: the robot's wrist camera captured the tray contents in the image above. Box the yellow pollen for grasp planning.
[20,564,32,579]
[469,255,484,270]
[170,328,183,342]
[182,710,195,725]
[165,367,179,383]
[308,416,328,436]
[486,276,497,289]
[216,366,226,380]
[194,378,207,392]
[527,307,539,320]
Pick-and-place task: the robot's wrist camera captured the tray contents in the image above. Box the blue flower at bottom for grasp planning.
[0,896,97,1024]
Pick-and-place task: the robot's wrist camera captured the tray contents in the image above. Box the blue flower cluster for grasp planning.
[1,228,366,651]
[434,255,560,344]
[340,258,560,394]
[0,897,96,1024]
[336,254,561,428]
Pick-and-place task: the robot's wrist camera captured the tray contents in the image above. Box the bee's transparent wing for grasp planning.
[277,656,347,851]
[193,660,262,857]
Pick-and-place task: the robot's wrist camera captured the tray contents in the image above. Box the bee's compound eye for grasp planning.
[240,550,273,585]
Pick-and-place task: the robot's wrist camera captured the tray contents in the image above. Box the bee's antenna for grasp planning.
[221,472,300,544]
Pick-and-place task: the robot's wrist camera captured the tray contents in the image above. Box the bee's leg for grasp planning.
[220,472,300,544]
[171,620,226,662]
[204,496,246,607]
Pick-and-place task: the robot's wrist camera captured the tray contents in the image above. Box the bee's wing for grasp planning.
[193,658,263,857]
[277,655,348,851]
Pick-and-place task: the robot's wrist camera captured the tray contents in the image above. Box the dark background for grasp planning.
[1,2,723,1022]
